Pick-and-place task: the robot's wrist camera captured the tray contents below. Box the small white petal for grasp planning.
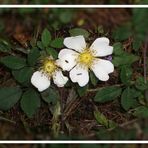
[57,49,78,71]
[97,59,114,74]
[91,37,110,46]
[90,37,113,57]
[64,35,86,52]
[70,65,89,87]
[31,71,50,92]
[53,70,68,87]
[91,62,109,81]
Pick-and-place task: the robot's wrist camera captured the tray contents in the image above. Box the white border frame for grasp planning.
[0,4,148,144]
[0,140,148,144]
[0,5,147,8]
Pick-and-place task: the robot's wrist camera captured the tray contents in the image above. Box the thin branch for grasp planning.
[143,37,148,84]
[143,36,148,104]
[107,119,138,132]
[0,116,16,124]
[87,84,124,92]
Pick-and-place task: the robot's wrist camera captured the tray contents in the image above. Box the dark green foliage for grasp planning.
[0,39,11,52]
[77,85,88,97]
[0,56,26,69]
[90,71,98,86]
[94,86,122,103]
[59,10,73,24]
[121,87,141,110]
[133,106,148,118]
[41,28,52,47]
[27,47,40,66]
[12,67,33,85]
[69,28,90,38]
[112,52,139,67]
[50,38,64,48]
[135,77,148,91]
[0,87,22,110]
[46,47,58,59]
[94,109,117,128]
[113,42,124,56]
[112,23,132,41]
[20,89,41,118]
[120,66,133,85]
[41,88,60,105]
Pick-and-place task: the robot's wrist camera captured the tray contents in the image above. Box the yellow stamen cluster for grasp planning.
[42,59,57,76]
[77,49,95,68]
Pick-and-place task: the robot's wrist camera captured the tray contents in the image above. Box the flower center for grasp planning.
[43,59,57,75]
[77,49,95,68]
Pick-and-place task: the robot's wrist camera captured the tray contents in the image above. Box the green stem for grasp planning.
[87,81,135,92]
[87,84,124,92]
[51,101,61,139]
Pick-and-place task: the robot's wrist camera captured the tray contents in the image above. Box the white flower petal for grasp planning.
[91,62,109,81]
[64,35,86,52]
[70,65,89,87]
[97,59,114,74]
[91,37,110,46]
[53,70,68,87]
[90,37,113,57]
[31,71,51,92]
[57,49,78,71]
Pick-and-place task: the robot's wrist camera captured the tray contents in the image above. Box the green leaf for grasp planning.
[94,110,117,128]
[112,24,132,41]
[41,88,59,104]
[77,85,88,97]
[132,9,148,39]
[113,42,124,55]
[0,39,11,53]
[133,106,148,118]
[12,67,33,84]
[97,25,104,34]
[0,56,26,69]
[94,110,108,127]
[30,38,36,47]
[20,89,40,118]
[132,36,142,51]
[90,71,98,86]
[69,28,90,38]
[121,87,141,110]
[41,28,51,47]
[135,77,148,91]
[37,41,44,49]
[51,21,60,31]
[59,10,73,24]
[120,66,132,85]
[0,87,22,110]
[132,9,148,26]
[27,48,40,66]
[94,86,122,103]
[96,130,111,140]
[112,53,139,67]
[46,47,58,59]
[50,38,64,48]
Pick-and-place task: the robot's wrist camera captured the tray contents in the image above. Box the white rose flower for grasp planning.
[31,57,68,92]
[57,35,114,87]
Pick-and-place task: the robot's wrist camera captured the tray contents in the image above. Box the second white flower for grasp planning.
[57,35,114,87]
